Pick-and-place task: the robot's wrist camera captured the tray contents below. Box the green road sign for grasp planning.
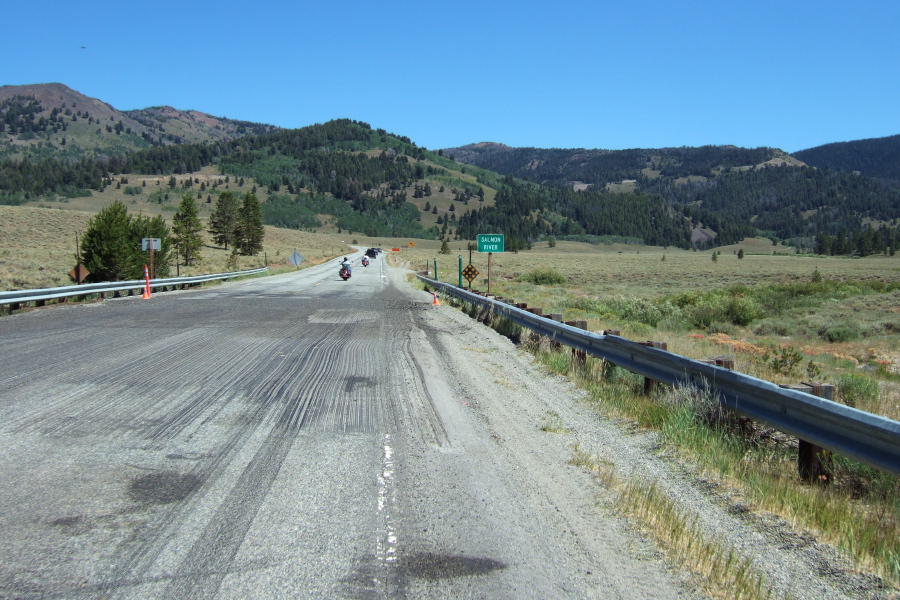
[477,234,505,253]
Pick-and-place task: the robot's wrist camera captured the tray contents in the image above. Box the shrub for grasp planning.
[684,295,730,328]
[821,323,860,343]
[706,321,737,336]
[836,373,879,408]
[725,295,764,326]
[753,319,792,336]
[518,267,566,286]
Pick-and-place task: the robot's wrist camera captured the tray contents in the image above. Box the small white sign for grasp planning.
[142,238,162,251]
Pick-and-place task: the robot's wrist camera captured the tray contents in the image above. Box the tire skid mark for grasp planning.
[290,315,391,435]
[276,328,353,432]
[7,322,321,440]
[162,429,296,599]
[95,331,339,596]
[0,328,161,392]
[5,327,224,434]
[8,330,259,438]
[157,328,367,597]
[380,305,450,448]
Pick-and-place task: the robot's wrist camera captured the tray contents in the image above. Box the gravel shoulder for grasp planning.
[394,266,896,600]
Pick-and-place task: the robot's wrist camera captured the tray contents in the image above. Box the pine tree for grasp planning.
[80,201,171,281]
[236,192,265,256]
[208,191,239,250]
[172,194,204,266]
[80,200,137,282]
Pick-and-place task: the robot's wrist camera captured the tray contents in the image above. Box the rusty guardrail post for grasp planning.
[549,314,563,350]
[565,320,588,366]
[780,382,834,484]
[638,341,668,394]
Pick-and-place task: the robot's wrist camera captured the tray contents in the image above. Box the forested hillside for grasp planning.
[455,176,692,249]
[4,82,900,255]
[445,140,900,255]
[0,119,472,239]
[443,142,786,187]
[792,134,900,182]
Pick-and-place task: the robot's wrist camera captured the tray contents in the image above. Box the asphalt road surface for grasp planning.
[0,253,698,599]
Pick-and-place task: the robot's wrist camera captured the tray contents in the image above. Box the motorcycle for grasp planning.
[339,266,351,280]
[362,257,369,267]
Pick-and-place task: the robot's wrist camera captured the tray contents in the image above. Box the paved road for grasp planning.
[0,253,693,599]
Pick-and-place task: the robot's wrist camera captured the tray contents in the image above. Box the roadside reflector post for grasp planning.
[780,382,834,484]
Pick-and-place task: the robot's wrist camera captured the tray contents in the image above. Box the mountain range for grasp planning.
[0,83,276,161]
[2,83,899,255]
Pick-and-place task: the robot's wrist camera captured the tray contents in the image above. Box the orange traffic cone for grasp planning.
[432,293,440,306]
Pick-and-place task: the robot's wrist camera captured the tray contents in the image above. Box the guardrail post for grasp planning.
[716,357,735,369]
[802,382,834,485]
[550,314,563,350]
[780,382,834,484]
[565,320,588,366]
[638,341,668,394]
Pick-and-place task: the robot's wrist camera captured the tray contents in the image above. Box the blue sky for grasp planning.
[2,0,898,152]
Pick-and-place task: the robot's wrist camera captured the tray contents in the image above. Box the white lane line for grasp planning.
[376,433,399,568]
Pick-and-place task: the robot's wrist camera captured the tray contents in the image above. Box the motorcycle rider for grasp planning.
[340,257,352,275]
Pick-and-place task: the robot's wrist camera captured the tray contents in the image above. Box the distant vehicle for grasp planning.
[365,248,378,258]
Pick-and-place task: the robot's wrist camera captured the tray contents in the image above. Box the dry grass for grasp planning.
[0,204,357,290]
[568,444,773,599]
[405,241,897,297]
[400,242,900,421]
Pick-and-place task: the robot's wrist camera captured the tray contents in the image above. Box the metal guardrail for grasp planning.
[420,276,900,477]
[0,267,269,307]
